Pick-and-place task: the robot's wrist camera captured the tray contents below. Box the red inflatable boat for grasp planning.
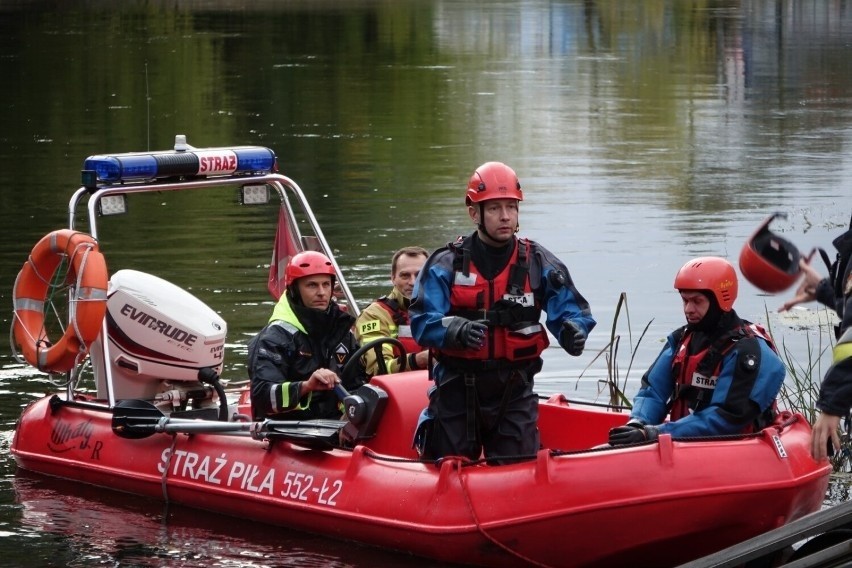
[9,139,831,568]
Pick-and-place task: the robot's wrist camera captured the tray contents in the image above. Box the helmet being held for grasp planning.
[674,257,738,312]
[284,251,336,289]
[466,162,524,206]
[739,213,802,293]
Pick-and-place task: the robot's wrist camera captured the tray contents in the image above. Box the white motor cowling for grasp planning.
[91,269,227,402]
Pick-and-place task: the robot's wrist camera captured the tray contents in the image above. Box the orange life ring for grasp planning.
[12,229,108,373]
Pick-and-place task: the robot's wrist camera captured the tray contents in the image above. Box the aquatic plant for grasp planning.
[577,292,652,408]
[767,305,850,473]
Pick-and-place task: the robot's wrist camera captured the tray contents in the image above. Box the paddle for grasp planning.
[110,337,400,446]
[111,399,345,448]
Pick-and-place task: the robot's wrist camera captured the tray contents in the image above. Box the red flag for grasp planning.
[268,208,301,300]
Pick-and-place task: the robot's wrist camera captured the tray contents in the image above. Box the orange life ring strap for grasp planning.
[12,229,108,373]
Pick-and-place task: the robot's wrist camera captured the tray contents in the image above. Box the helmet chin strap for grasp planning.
[476,204,500,244]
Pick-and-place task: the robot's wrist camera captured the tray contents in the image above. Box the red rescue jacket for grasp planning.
[439,238,549,363]
[670,323,776,423]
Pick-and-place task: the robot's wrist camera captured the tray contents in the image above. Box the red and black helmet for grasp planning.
[674,257,738,312]
[739,213,801,293]
[284,251,336,289]
[466,162,524,206]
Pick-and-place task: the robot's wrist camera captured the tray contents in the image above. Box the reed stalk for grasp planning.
[765,306,849,472]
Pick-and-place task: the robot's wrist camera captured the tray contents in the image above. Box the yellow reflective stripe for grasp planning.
[280,382,293,408]
[834,341,852,364]
[279,381,311,410]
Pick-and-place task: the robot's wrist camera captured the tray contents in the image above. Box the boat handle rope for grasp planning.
[548,412,801,455]
[354,450,556,566]
[161,434,179,504]
[69,242,98,366]
[456,460,553,568]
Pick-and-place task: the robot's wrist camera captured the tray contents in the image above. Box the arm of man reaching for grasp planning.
[811,280,852,461]
[779,256,852,461]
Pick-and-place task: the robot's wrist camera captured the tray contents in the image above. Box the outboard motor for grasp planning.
[90,269,227,414]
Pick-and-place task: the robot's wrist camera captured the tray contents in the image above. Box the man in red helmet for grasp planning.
[609,257,786,445]
[410,162,596,463]
[248,251,366,420]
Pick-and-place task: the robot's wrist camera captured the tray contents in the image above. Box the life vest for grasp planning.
[439,237,549,363]
[375,296,423,354]
[669,322,777,425]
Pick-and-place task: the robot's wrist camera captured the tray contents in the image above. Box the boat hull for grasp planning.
[11,372,830,568]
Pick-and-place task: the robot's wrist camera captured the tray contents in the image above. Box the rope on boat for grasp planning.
[537,393,631,411]
[161,434,178,504]
[547,412,802,455]
[358,412,799,465]
[69,241,96,357]
[457,459,553,568]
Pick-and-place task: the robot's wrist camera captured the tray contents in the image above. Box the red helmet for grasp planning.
[284,251,335,289]
[466,162,524,205]
[739,213,801,293]
[674,257,738,312]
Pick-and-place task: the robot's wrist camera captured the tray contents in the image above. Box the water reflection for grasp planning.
[8,473,433,568]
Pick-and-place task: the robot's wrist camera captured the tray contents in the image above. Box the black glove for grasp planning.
[559,320,586,356]
[445,317,487,349]
[608,422,659,446]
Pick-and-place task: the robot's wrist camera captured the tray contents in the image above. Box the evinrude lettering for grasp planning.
[120,303,198,347]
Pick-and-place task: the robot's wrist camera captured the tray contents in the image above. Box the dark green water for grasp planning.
[0,1,850,565]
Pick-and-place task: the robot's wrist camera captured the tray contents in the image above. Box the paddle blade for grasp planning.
[111,399,164,439]
[264,419,345,450]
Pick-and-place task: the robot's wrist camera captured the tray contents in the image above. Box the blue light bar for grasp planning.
[82,145,277,184]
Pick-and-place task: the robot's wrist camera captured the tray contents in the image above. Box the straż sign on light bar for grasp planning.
[196,150,239,176]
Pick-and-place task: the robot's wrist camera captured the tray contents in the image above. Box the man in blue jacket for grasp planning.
[410,161,596,463]
[609,257,785,445]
